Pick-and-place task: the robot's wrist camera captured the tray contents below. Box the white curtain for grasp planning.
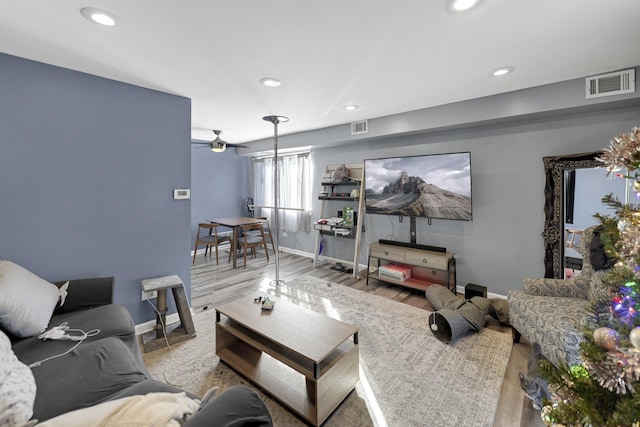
[253,153,312,232]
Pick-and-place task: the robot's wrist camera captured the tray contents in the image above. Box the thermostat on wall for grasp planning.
[173,189,190,200]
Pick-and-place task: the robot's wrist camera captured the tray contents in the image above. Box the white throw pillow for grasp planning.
[0,260,60,337]
[0,331,36,427]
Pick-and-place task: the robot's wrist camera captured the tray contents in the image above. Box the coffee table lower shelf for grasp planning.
[216,318,359,426]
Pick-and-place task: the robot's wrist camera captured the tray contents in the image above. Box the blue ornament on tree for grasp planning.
[612,283,638,325]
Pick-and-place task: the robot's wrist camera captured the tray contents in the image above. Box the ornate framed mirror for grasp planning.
[542,151,603,278]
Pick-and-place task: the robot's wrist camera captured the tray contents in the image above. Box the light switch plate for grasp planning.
[173,189,190,200]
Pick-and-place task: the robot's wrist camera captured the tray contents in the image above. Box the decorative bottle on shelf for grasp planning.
[343,207,354,226]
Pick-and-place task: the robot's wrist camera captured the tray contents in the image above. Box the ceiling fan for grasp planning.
[191,130,240,153]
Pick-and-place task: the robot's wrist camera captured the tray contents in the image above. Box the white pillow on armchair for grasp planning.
[0,260,60,338]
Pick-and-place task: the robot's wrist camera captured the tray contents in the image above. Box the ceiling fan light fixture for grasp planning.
[80,7,117,26]
[211,143,226,153]
[210,129,227,152]
[191,129,235,153]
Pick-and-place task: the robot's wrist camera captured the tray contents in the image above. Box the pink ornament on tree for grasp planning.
[593,327,620,351]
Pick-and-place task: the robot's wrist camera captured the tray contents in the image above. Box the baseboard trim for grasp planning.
[488,291,506,299]
[454,285,506,299]
[135,312,181,335]
[279,246,368,272]
[191,241,232,257]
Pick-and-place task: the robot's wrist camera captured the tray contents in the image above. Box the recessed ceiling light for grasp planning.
[491,66,515,76]
[80,7,117,26]
[343,105,359,111]
[260,77,281,87]
[445,0,481,13]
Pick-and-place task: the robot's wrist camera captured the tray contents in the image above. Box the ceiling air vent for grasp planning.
[585,69,635,99]
[351,120,368,135]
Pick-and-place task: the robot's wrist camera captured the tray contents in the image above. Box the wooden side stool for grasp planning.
[141,275,196,353]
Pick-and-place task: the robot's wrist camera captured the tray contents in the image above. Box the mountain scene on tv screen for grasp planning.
[365,154,472,220]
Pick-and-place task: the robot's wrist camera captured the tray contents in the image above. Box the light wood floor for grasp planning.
[191,248,545,427]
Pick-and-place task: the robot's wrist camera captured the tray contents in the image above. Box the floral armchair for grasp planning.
[507,225,609,368]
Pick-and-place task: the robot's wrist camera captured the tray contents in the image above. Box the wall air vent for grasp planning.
[585,69,635,99]
[351,120,368,135]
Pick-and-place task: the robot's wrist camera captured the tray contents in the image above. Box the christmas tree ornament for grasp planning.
[593,327,620,350]
[611,291,638,325]
[630,326,640,349]
[618,219,627,232]
[540,403,567,427]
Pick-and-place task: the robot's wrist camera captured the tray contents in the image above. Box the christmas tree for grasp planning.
[539,127,640,427]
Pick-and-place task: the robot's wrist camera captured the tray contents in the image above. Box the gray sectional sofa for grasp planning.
[0,262,272,426]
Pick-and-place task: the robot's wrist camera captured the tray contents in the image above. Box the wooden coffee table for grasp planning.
[215,296,359,426]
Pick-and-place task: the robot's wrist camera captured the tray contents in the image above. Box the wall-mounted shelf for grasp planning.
[318,196,358,201]
[313,223,358,239]
[319,181,360,186]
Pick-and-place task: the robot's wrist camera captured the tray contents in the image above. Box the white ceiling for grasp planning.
[1,1,639,145]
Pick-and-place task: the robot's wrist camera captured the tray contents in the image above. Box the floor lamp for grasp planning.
[262,115,289,286]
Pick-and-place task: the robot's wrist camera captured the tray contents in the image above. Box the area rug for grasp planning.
[143,276,512,427]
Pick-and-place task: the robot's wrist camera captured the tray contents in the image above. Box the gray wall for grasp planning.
[256,72,640,296]
[190,145,250,249]
[0,53,192,325]
[292,110,639,296]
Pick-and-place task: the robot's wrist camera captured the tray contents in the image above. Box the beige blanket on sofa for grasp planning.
[37,392,200,427]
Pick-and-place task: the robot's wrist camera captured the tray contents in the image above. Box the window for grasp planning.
[252,152,312,232]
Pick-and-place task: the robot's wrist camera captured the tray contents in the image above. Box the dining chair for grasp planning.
[192,223,230,264]
[245,217,275,253]
[231,223,270,268]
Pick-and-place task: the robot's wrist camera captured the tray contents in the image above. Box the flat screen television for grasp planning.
[364,152,472,221]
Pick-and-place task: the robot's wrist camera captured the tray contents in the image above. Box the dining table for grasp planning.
[209,216,266,269]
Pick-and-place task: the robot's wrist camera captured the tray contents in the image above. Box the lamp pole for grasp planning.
[262,115,289,286]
